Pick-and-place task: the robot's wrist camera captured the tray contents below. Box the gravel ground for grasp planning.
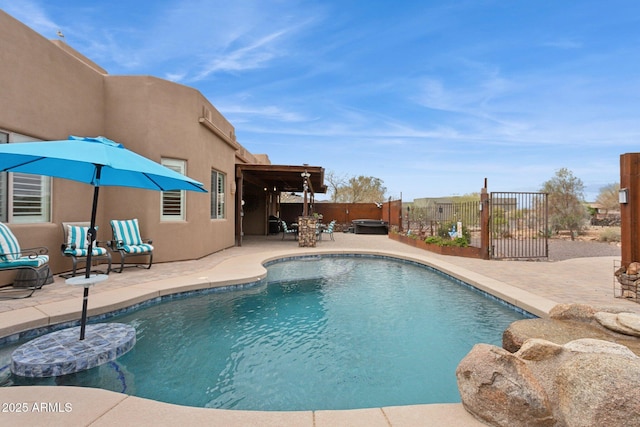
[548,239,621,261]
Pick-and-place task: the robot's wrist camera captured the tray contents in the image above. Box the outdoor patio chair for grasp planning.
[60,222,112,278]
[0,222,50,299]
[108,218,154,273]
[321,220,337,241]
[281,220,297,240]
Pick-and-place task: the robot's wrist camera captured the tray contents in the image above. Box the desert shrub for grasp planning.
[436,221,471,244]
[446,237,469,247]
[598,227,621,242]
[424,236,469,247]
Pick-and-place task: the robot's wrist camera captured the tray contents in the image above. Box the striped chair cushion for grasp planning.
[64,247,108,257]
[64,225,107,257]
[111,219,153,253]
[111,219,143,246]
[0,255,48,268]
[0,223,21,261]
[65,225,91,250]
[121,243,154,254]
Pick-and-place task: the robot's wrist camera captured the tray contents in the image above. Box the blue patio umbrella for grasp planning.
[0,136,207,339]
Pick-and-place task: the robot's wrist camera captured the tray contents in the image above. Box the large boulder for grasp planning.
[457,337,640,427]
[503,305,640,356]
[456,343,554,427]
[548,303,599,321]
[556,351,640,427]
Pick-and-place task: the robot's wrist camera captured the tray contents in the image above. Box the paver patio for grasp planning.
[0,233,636,426]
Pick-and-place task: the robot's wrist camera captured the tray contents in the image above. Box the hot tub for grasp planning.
[352,219,389,235]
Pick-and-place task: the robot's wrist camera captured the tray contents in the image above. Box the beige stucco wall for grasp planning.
[0,12,105,138]
[0,10,243,278]
[101,75,237,261]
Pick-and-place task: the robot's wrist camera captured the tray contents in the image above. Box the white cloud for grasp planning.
[0,0,58,36]
[542,39,583,49]
[220,103,309,123]
[192,29,290,80]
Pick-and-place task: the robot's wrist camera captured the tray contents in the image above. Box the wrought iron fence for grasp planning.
[490,192,548,259]
[404,200,481,246]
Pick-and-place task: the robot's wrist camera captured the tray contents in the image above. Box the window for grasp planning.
[160,158,186,221]
[211,170,225,219]
[0,131,51,223]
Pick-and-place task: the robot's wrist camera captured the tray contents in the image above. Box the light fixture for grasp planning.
[619,188,629,204]
[301,170,310,192]
[301,169,311,216]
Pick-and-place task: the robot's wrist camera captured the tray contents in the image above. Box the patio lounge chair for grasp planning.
[281,220,297,240]
[108,218,154,273]
[60,222,112,277]
[321,220,337,241]
[0,222,50,299]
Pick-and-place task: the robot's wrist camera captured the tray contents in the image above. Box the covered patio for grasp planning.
[235,164,327,245]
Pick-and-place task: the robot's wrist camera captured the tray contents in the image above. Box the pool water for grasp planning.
[0,256,529,411]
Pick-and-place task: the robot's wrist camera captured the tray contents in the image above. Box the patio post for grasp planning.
[620,153,640,268]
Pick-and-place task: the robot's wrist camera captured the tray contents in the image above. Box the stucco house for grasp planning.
[0,10,325,281]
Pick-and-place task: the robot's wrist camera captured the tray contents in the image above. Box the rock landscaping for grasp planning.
[456,304,640,427]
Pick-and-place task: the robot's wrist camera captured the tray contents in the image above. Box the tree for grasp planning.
[540,168,588,239]
[325,171,347,202]
[335,175,386,203]
[595,183,620,212]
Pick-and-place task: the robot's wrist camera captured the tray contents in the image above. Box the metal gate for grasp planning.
[490,192,548,259]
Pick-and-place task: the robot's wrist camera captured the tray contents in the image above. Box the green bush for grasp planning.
[424,236,469,247]
[450,237,469,247]
[434,221,471,246]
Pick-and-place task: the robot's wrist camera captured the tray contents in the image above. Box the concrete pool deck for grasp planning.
[0,233,637,426]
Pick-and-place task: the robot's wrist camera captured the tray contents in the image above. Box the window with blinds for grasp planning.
[161,158,186,221]
[11,173,51,223]
[0,131,51,223]
[210,170,225,219]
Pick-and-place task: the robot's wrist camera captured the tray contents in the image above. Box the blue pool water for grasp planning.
[0,256,530,411]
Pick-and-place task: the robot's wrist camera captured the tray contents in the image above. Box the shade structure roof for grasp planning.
[236,164,326,194]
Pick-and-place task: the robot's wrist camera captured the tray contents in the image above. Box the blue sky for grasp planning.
[2,1,639,201]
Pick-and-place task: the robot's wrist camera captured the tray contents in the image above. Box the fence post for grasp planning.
[480,188,490,260]
[620,153,640,268]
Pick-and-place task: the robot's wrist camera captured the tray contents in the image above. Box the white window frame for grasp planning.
[160,158,186,221]
[211,169,225,219]
[0,131,51,223]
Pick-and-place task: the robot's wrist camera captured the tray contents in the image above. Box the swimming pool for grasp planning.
[0,255,531,411]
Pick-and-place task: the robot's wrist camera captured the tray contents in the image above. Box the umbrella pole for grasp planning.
[80,169,101,340]
[79,287,90,340]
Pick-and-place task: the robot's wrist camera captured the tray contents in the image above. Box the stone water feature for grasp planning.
[456,304,640,427]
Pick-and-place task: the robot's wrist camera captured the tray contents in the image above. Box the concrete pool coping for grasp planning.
[0,248,553,339]
[0,234,636,426]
